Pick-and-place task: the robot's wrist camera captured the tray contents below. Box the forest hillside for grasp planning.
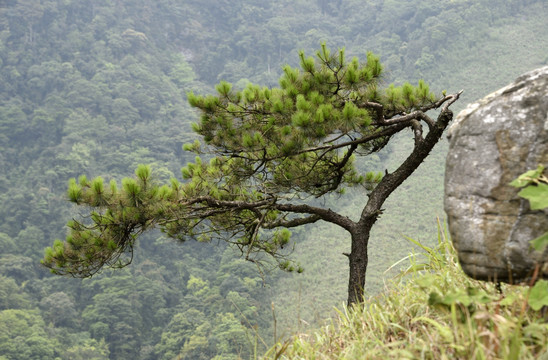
[0,0,547,359]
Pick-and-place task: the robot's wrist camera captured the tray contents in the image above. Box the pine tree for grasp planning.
[42,45,461,305]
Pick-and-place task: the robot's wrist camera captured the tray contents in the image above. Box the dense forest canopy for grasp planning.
[0,0,546,358]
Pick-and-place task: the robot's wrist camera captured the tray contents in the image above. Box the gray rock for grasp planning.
[445,66,548,283]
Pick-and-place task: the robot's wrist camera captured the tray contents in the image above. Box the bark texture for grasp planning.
[347,107,456,305]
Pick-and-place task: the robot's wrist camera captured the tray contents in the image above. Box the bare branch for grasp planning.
[178,195,354,231]
[290,122,408,158]
[263,214,322,229]
[272,203,355,231]
[363,91,461,127]
[181,196,273,209]
[442,90,464,111]
[359,101,384,122]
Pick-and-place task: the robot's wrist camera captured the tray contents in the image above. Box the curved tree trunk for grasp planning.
[346,109,456,305]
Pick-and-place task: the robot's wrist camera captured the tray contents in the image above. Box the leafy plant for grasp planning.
[510,165,548,252]
[510,165,548,316]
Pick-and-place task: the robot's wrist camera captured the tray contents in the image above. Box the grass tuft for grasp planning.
[268,221,548,359]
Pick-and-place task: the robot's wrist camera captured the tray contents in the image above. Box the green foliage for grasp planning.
[0,0,546,358]
[510,165,548,251]
[188,45,438,201]
[61,338,110,360]
[519,184,548,210]
[0,310,58,359]
[528,279,548,311]
[530,232,548,254]
[39,292,77,327]
[43,165,170,277]
[169,54,196,88]
[510,165,548,313]
[0,276,30,310]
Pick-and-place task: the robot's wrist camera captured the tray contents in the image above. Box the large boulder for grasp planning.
[445,66,548,283]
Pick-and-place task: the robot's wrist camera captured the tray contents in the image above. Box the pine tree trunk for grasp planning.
[347,227,371,305]
[346,109,455,306]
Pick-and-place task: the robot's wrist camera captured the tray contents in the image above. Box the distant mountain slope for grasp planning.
[0,0,546,358]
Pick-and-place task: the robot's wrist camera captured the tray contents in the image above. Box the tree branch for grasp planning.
[272,203,355,231]
[263,214,322,229]
[359,91,462,224]
[363,92,461,127]
[289,122,408,158]
[179,196,355,231]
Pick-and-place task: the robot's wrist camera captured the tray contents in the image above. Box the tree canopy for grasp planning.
[43,45,460,304]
